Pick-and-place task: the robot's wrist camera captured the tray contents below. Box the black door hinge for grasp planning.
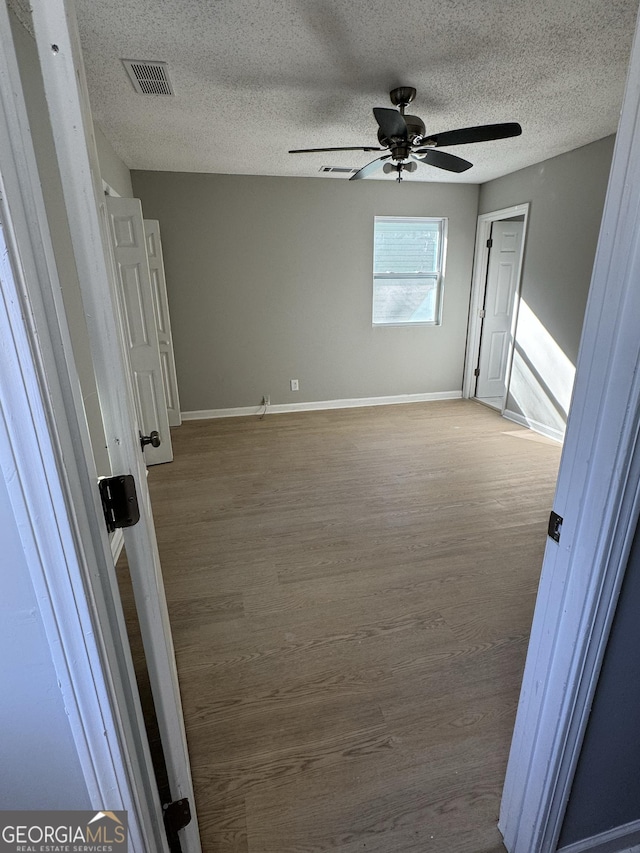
[548,510,563,543]
[163,798,191,850]
[486,237,493,249]
[474,367,480,377]
[99,474,140,533]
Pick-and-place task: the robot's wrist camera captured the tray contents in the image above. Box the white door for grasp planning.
[144,220,182,427]
[29,3,201,851]
[475,220,524,403]
[106,197,173,465]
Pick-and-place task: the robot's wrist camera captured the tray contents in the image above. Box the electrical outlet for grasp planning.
[263,394,270,406]
[290,379,299,391]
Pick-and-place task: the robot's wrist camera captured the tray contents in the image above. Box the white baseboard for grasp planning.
[182,390,463,421]
[503,408,565,444]
[557,818,640,853]
[110,528,124,563]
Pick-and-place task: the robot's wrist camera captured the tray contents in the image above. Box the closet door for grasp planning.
[145,219,181,427]
[106,196,173,465]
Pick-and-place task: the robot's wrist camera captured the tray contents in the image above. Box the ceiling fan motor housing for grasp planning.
[404,114,426,140]
[377,115,425,149]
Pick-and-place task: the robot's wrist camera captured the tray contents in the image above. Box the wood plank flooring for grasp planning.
[130,401,562,853]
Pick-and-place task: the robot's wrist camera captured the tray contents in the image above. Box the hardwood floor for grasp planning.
[135,400,562,852]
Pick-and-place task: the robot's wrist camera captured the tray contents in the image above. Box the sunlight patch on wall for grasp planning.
[508,299,576,434]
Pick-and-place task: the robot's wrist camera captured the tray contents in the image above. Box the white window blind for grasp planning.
[373,216,447,325]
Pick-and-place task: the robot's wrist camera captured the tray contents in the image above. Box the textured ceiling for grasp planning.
[75,0,639,183]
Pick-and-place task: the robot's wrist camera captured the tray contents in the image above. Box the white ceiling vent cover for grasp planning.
[122,59,174,95]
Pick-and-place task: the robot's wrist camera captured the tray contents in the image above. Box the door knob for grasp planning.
[140,430,161,451]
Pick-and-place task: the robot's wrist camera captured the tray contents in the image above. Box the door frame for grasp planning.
[0,4,166,849]
[9,1,201,851]
[463,202,529,405]
[6,2,640,853]
[500,14,640,851]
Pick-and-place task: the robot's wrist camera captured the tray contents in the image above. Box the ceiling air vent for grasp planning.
[122,59,174,95]
[319,166,358,174]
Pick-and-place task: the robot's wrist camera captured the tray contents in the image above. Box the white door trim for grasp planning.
[0,4,165,848]
[463,203,529,404]
[499,14,640,852]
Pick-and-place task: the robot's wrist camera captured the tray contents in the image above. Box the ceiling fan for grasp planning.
[289,87,522,181]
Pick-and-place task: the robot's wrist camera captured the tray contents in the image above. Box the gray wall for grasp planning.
[0,472,91,809]
[131,172,479,411]
[559,516,640,847]
[479,136,614,435]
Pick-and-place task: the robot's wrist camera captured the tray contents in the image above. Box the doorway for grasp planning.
[464,204,529,413]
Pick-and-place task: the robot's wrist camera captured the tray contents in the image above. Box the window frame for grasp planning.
[372,215,448,327]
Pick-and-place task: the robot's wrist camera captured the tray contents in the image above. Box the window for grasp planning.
[373,216,447,325]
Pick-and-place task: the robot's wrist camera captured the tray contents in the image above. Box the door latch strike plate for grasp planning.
[99,474,140,533]
[548,510,563,543]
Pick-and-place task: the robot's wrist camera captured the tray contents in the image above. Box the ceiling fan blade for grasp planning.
[349,155,391,181]
[373,107,408,140]
[419,122,522,148]
[412,150,473,173]
[289,145,384,153]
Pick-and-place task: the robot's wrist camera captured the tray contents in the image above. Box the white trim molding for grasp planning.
[182,390,463,420]
[557,819,640,853]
